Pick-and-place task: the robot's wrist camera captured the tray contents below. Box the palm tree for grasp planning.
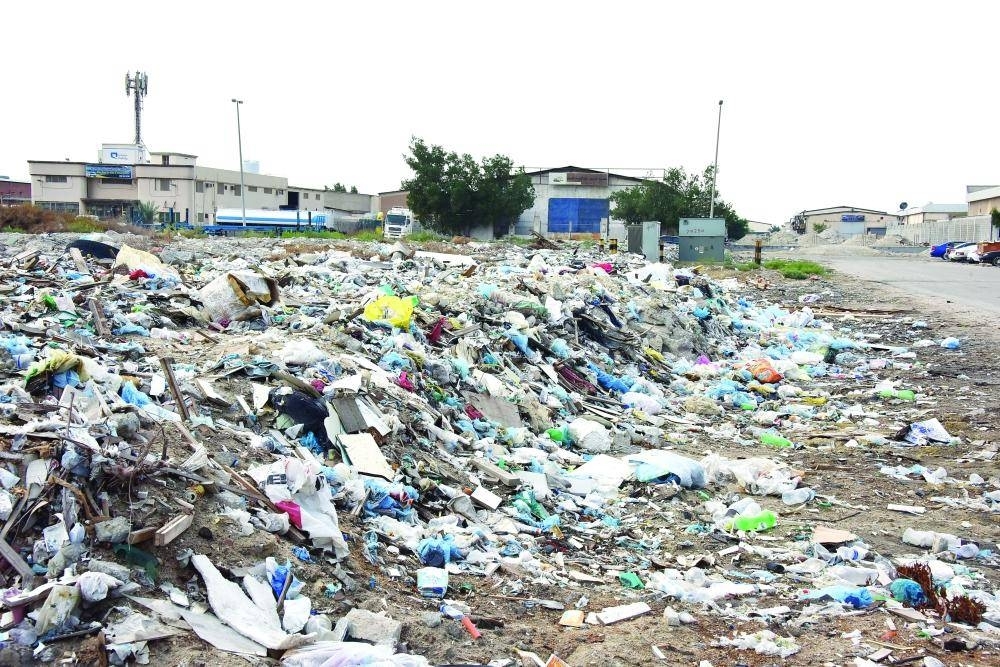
[136,201,159,226]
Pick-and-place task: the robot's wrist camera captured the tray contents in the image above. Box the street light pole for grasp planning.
[232,98,247,226]
[709,99,723,219]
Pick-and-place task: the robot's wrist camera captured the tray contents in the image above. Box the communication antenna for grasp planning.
[125,71,149,146]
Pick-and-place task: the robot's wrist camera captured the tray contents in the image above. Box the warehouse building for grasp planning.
[789,205,893,236]
[29,144,373,224]
[515,166,643,237]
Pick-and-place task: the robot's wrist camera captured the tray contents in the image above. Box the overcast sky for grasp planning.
[2,1,997,223]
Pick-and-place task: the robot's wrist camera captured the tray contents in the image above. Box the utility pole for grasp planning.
[232,99,247,226]
[709,99,723,219]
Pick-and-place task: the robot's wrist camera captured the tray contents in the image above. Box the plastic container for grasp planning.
[781,488,815,505]
[727,510,777,532]
[828,564,879,586]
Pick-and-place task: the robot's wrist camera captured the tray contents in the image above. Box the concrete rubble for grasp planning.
[0,230,997,665]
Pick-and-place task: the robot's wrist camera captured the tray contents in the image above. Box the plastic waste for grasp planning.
[800,585,873,608]
[879,388,916,401]
[629,450,706,488]
[940,337,961,350]
[889,578,928,606]
[416,567,449,597]
[567,418,611,453]
[902,528,960,551]
[363,295,417,329]
[280,641,431,667]
[417,534,464,567]
[440,604,481,639]
[726,510,777,532]
[781,487,814,505]
[78,571,121,602]
[760,431,794,449]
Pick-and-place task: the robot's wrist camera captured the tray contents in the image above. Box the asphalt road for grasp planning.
[825,254,1000,316]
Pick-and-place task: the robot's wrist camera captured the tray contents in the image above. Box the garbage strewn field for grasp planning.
[0,231,997,667]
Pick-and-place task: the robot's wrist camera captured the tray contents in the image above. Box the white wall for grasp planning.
[516,174,639,235]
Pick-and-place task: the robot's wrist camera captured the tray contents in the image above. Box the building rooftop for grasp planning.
[799,205,891,216]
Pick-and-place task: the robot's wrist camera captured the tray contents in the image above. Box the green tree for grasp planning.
[136,201,160,225]
[991,208,1000,240]
[402,137,534,237]
[813,222,829,234]
[330,183,347,192]
[350,185,358,194]
[609,166,749,239]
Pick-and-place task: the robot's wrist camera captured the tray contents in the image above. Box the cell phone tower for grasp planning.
[125,71,149,146]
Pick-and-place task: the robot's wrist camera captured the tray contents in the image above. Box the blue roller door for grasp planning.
[547,198,608,233]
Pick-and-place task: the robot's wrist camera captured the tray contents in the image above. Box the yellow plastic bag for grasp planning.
[363,295,416,329]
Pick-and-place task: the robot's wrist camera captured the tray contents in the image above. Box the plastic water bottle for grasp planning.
[878,389,915,401]
[781,488,815,505]
[760,432,794,449]
[836,546,869,561]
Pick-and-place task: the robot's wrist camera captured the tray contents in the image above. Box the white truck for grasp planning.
[383,207,416,240]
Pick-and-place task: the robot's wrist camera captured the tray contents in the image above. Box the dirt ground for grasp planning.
[4,240,998,667]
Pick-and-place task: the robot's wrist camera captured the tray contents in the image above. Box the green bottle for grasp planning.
[760,432,794,448]
[878,389,915,401]
[727,510,777,532]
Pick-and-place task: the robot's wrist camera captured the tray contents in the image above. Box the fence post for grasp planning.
[754,239,762,265]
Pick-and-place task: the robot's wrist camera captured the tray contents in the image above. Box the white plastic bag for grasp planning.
[78,571,122,602]
[280,641,431,667]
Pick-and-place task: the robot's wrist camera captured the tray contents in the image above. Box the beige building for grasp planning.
[28,144,373,224]
[967,185,1000,217]
[895,202,967,225]
[789,206,892,236]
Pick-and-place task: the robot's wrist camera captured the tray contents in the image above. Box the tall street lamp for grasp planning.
[709,99,723,219]
[232,98,247,226]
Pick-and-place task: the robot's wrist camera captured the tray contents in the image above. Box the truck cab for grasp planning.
[383,207,415,240]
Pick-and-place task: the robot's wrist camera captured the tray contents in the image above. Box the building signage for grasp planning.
[841,214,865,222]
[85,164,133,179]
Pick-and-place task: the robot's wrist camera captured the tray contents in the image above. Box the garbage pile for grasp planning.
[0,232,997,665]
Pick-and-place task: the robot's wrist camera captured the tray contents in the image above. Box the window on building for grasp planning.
[263,187,273,194]
[156,178,172,191]
[44,175,68,183]
[161,155,170,165]
[102,178,133,185]
[197,212,204,222]
[195,181,204,193]
[277,189,284,195]
[217,183,225,191]
[233,185,242,196]
[248,186,258,192]
[37,201,79,214]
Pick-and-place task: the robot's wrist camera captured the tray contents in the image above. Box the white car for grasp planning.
[946,242,977,262]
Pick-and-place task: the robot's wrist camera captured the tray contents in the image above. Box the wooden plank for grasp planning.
[331,398,368,433]
[469,458,519,487]
[157,356,190,422]
[0,538,35,589]
[595,602,651,625]
[154,513,193,546]
[69,248,90,274]
[127,527,158,545]
[88,299,109,337]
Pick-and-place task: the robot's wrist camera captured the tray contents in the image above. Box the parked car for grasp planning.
[978,250,1000,266]
[946,242,978,262]
[930,240,965,258]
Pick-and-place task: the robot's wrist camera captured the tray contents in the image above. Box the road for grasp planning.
[823,254,1000,316]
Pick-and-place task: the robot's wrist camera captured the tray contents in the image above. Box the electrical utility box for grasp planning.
[625,221,662,261]
[678,218,726,262]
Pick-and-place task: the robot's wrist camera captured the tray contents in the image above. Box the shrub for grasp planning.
[763,259,828,279]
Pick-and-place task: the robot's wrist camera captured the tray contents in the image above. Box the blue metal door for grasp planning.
[547,198,608,233]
